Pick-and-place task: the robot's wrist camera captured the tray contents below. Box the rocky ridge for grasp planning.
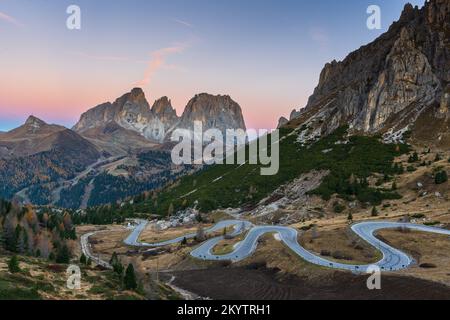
[283,0,449,148]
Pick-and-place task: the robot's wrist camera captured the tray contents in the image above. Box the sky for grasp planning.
[0,0,425,131]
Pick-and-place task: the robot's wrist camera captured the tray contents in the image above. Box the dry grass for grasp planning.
[211,231,248,255]
[300,227,381,265]
[378,229,450,285]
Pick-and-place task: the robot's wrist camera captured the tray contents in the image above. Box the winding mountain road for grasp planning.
[124,219,450,273]
[80,231,112,270]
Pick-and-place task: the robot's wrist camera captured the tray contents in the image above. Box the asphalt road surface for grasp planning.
[124,219,450,273]
[80,231,112,269]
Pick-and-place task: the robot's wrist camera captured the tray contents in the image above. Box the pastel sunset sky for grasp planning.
[0,0,424,131]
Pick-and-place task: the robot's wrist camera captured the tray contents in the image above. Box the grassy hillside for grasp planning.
[127,127,409,216]
[0,251,146,300]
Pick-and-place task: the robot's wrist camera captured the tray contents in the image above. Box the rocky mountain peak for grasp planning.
[179,93,246,132]
[125,87,148,105]
[152,96,176,117]
[399,3,417,22]
[151,97,179,132]
[277,117,288,129]
[25,115,46,128]
[73,89,247,153]
[284,0,449,148]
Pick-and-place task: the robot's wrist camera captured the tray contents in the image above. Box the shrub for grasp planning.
[435,171,448,185]
[408,152,419,163]
[333,203,346,213]
[424,221,440,226]
[332,251,353,261]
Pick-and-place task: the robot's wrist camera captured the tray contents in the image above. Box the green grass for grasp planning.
[0,276,41,300]
[128,127,409,215]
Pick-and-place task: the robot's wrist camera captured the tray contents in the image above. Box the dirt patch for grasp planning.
[170,267,450,300]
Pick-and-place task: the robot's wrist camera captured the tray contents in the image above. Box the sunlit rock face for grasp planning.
[73,88,247,153]
[287,0,449,145]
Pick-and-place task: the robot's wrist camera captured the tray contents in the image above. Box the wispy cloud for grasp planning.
[135,44,187,87]
[0,11,24,28]
[173,18,193,28]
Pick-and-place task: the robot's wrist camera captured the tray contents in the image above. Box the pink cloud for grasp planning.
[0,11,24,27]
[135,44,187,87]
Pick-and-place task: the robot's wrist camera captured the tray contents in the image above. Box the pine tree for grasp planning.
[110,252,123,275]
[56,244,71,264]
[48,251,55,261]
[80,253,87,265]
[392,181,397,190]
[167,203,174,217]
[371,206,379,217]
[347,212,353,222]
[8,255,21,273]
[0,227,5,250]
[124,263,137,290]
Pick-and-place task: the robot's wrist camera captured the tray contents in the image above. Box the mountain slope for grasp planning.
[121,0,449,217]
[0,116,66,158]
[0,117,101,203]
[285,0,449,148]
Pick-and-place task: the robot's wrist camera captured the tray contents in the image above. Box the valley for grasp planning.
[0,0,449,301]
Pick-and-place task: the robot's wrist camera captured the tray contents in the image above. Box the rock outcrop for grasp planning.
[277,117,288,128]
[73,89,247,154]
[151,96,180,132]
[177,93,246,133]
[286,0,449,147]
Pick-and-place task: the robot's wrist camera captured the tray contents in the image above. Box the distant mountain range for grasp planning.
[73,88,246,155]
[0,90,247,207]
